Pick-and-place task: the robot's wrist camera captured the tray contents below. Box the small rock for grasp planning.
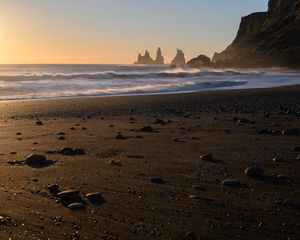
[86,192,105,205]
[276,175,294,184]
[149,176,164,184]
[36,120,43,125]
[115,133,126,140]
[245,167,264,178]
[140,126,152,132]
[200,153,213,161]
[68,203,85,211]
[192,185,205,191]
[297,155,300,161]
[58,189,80,200]
[222,179,241,187]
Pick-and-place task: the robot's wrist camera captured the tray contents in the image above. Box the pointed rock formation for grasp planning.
[154,47,165,65]
[187,55,212,68]
[171,49,186,66]
[212,0,300,68]
[134,50,155,64]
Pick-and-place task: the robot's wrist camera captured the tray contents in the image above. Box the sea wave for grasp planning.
[0,68,261,81]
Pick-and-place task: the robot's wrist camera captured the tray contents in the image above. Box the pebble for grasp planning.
[276,175,294,184]
[200,153,213,161]
[245,167,264,178]
[86,192,104,205]
[115,133,126,140]
[36,120,43,125]
[140,126,153,132]
[222,179,241,187]
[68,203,85,211]
[297,155,300,161]
[192,185,205,191]
[58,189,80,200]
[149,176,164,184]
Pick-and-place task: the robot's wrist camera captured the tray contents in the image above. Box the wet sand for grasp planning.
[0,86,300,240]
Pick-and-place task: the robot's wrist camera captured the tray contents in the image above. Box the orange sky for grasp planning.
[0,0,267,64]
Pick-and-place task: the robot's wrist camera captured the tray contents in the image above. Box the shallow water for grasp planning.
[0,64,299,101]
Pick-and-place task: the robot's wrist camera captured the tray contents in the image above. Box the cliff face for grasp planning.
[212,0,300,68]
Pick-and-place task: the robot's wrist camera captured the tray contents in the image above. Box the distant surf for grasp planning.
[0,64,299,101]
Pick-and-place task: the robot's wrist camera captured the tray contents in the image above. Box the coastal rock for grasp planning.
[212,0,300,68]
[171,49,186,66]
[187,54,212,68]
[135,48,165,65]
[25,154,53,167]
[154,47,165,65]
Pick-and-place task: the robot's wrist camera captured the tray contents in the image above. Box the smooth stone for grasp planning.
[276,175,294,184]
[85,192,104,204]
[25,154,48,166]
[200,153,213,161]
[222,179,241,187]
[282,128,299,136]
[245,167,264,178]
[57,189,80,199]
[68,203,85,211]
[297,155,300,161]
[149,176,164,183]
[140,126,152,132]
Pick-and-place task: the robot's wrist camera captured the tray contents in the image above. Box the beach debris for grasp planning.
[149,176,164,184]
[140,126,153,132]
[68,202,85,211]
[222,179,241,187]
[200,153,213,161]
[245,167,264,178]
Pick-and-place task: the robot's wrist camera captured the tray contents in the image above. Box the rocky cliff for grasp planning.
[212,0,300,68]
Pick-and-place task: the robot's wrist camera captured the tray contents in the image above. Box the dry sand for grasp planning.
[0,86,300,240]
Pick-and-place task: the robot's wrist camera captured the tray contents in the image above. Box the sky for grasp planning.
[0,0,268,64]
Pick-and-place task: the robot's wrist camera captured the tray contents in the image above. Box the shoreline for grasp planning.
[1,84,299,119]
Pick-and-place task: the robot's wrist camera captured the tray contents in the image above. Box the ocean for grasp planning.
[0,64,299,101]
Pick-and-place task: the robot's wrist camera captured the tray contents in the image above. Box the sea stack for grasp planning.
[154,47,165,65]
[171,49,186,66]
[135,48,165,65]
[187,54,212,68]
[135,50,155,64]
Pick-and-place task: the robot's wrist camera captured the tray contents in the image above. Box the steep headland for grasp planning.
[212,0,300,68]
